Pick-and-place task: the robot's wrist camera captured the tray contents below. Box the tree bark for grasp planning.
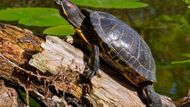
[0,24,175,107]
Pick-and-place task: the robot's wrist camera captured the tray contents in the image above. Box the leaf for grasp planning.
[71,0,148,9]
[0,1,148,27]
[43,25,75,36]
[184,0,190,4]
[0,8,68,27]
[171,59,190,64]
[0,8,23,21]
[171,53,190,64]
[182,53,190,58]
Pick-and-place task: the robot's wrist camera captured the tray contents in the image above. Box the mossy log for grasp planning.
[0,24,175,107]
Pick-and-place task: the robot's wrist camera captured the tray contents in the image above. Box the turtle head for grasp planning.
[54,0,85,28]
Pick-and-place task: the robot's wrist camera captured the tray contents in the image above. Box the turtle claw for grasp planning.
[145,85,162,107]
[83,64,98,79]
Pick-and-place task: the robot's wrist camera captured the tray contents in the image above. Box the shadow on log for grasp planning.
[0,24,175,107]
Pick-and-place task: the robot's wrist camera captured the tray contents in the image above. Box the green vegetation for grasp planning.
[0,0,190,102]
[0,8,67,26]
[71,0,148,9]
[140,0,190,99]
[43,25,75,36]
[184,0,190,4]
[0,0,148,36]
[0,8,74,36]
[168,0,190,65]
[172,53,190,64]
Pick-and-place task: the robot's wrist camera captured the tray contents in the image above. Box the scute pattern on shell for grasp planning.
[89,11,156,82]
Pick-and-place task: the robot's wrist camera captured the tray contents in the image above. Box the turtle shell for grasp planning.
[88,11,157,84]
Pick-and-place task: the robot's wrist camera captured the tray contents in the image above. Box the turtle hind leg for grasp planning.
[83,44,100,79]
[145,85,162,107]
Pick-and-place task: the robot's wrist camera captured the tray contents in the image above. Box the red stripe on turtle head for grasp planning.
[66,1,75,9]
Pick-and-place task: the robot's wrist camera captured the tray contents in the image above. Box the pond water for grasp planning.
[1,0,190,103]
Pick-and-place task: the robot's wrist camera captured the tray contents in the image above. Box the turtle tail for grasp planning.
[144,85,162,107]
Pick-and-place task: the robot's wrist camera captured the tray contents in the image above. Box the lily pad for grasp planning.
[71,0,148,9]
[43,25,75,36]
[0,8,68,27]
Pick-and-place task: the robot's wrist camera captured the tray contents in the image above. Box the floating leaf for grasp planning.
[71,0,148,9]
[0,8,23,21]
[171,59,190,64]
[0,8,68,27]
[43,25,75,36]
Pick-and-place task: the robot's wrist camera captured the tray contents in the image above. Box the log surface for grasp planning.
[0,24,175,107]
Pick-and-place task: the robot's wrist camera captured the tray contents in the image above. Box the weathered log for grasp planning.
[0,79,25,107]
[0,24,175,107]
[175,88,190,107]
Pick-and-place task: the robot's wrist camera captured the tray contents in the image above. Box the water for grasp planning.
[1,0,190,102]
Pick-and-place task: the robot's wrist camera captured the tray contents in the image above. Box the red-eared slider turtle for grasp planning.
[54,0,162,106]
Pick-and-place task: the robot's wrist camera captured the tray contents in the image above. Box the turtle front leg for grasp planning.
[145,85,162,107]
[83,44,100,79]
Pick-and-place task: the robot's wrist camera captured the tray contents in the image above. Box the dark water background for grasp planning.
[0,0,190,102]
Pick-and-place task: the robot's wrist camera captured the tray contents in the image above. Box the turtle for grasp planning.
[54,0,162,106]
